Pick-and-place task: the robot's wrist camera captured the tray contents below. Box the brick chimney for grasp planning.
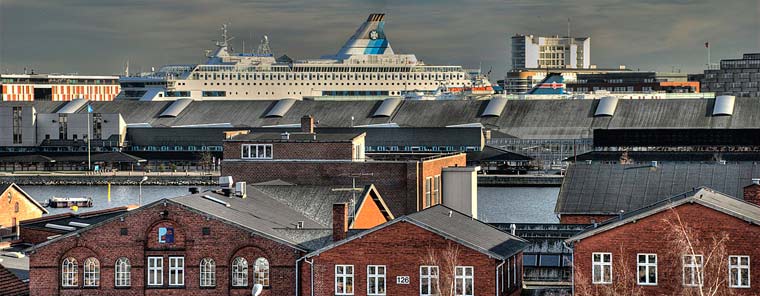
[301,115,314,134]
[743,179,760,206]
[332,203,348,241]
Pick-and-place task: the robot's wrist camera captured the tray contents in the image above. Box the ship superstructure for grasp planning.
[118,14,474,101]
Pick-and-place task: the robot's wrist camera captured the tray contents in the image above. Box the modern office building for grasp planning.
[511,34,591,70]
[701,53,760,97]
[1,74,120,102]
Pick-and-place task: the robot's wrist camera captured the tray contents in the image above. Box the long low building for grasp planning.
[2,96,757,166]
[1,97,757,139]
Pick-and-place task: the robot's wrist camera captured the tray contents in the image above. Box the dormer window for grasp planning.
[242,144,272,159]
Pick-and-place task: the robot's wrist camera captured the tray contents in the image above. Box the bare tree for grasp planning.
[575,208,735,296]
[198,151,214,172]
[420,242,461,296]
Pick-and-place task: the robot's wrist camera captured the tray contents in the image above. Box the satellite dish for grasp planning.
[252,284,263,296]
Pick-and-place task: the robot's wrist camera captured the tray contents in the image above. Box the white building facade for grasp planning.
[511,34,591,70]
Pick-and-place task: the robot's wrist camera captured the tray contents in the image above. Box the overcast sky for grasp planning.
[1,0,758,78]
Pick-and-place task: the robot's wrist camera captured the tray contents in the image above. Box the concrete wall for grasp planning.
[35,113,125,144]
[0,106,36,146]
[442,166,479,218]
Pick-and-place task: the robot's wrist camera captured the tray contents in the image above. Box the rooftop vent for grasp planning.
[159,99,193,118]
[45,223,76,231]
[651,161,658,168]
[296,221,304,229]
[235,182,247,198]
[265,99,297,118]
[56,99,88,114]
[373,97,401,118]
[281,132,290,140]
[189,187,200,194]
[68,222,90,228]
[594,96,619,117]
[712,95,735,116]
[481,97,508,117]
[219,176,233,189]
[202,195,231,207]
[753,178,760,185]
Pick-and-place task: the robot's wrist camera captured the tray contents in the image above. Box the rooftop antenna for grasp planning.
[256,35,272,56]
[333,172,374,221]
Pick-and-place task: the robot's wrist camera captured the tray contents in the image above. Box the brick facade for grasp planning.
[301,221,522,296]
[572,203,760,295]
[743,183,760,206]
[559,214,614,224]
[29,201,302,296]
[222,154,466,215]
[0,184,45,235]
[223,141,355,160]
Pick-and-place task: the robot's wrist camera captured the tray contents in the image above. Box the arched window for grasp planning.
[83,257,100,287]
[231,257,248,287]
[61,257,78,287]
[14,202,19,213]
[114,257,131,287]
[254,257,270,287]
[200,258,216,287]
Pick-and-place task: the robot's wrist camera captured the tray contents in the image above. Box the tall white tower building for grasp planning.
[511,34,591,70]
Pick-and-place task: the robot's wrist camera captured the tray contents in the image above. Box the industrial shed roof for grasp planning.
[9,97,760,139]
[556,161,760,215]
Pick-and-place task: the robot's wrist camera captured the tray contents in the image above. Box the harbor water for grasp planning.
[22,185,560,222]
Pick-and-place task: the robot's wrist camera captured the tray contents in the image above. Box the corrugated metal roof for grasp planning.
[11,97,760,139]
[556,162,760,215]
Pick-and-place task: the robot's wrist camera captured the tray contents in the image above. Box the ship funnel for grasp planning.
[334,13,394,58]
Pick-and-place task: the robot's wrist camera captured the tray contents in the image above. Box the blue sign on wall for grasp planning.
[158,227,174,244]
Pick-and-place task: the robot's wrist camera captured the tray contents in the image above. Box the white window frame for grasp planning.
[115,257,131,287]
[592,252,612,284]
[231,257,248,287]
[420,265,439,296]
[200,258,216,287]
[425,177,432,207]
[168,256,184,286]
[729,255,750,288]
[241,144,272,160]
[147,256,163,286]
[61,257,78,287]
[433,175,440,204]
[335,264,354,295]
[455,266,474,296]
[83,257,100,287]
[254,257,270,287]
[683,255,704,287]
[637,254,657,286]
[367,265,386,296]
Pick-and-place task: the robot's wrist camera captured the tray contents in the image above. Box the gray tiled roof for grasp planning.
[405,205,528,258]
[12,97,760,139]
[228,132,362,142]
[556,162,760,215]
[253,184,359,227]
[307,205,528,259]
[170,186,332,250]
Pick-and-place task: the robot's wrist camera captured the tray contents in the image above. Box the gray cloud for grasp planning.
[1,0,758,78]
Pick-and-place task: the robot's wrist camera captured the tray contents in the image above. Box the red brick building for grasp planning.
[0,183,47,237]
[0,263,28,296]
[27,183,393,296]
[567,187,760,295]
[301,205,528,296]
[222,116,467,216]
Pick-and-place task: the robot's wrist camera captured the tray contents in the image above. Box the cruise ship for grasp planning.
[118,13,476,101]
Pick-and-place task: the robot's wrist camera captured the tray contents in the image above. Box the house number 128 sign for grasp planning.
[396,276,410,284]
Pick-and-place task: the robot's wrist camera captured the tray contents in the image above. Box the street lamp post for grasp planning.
[139,176,148,206]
